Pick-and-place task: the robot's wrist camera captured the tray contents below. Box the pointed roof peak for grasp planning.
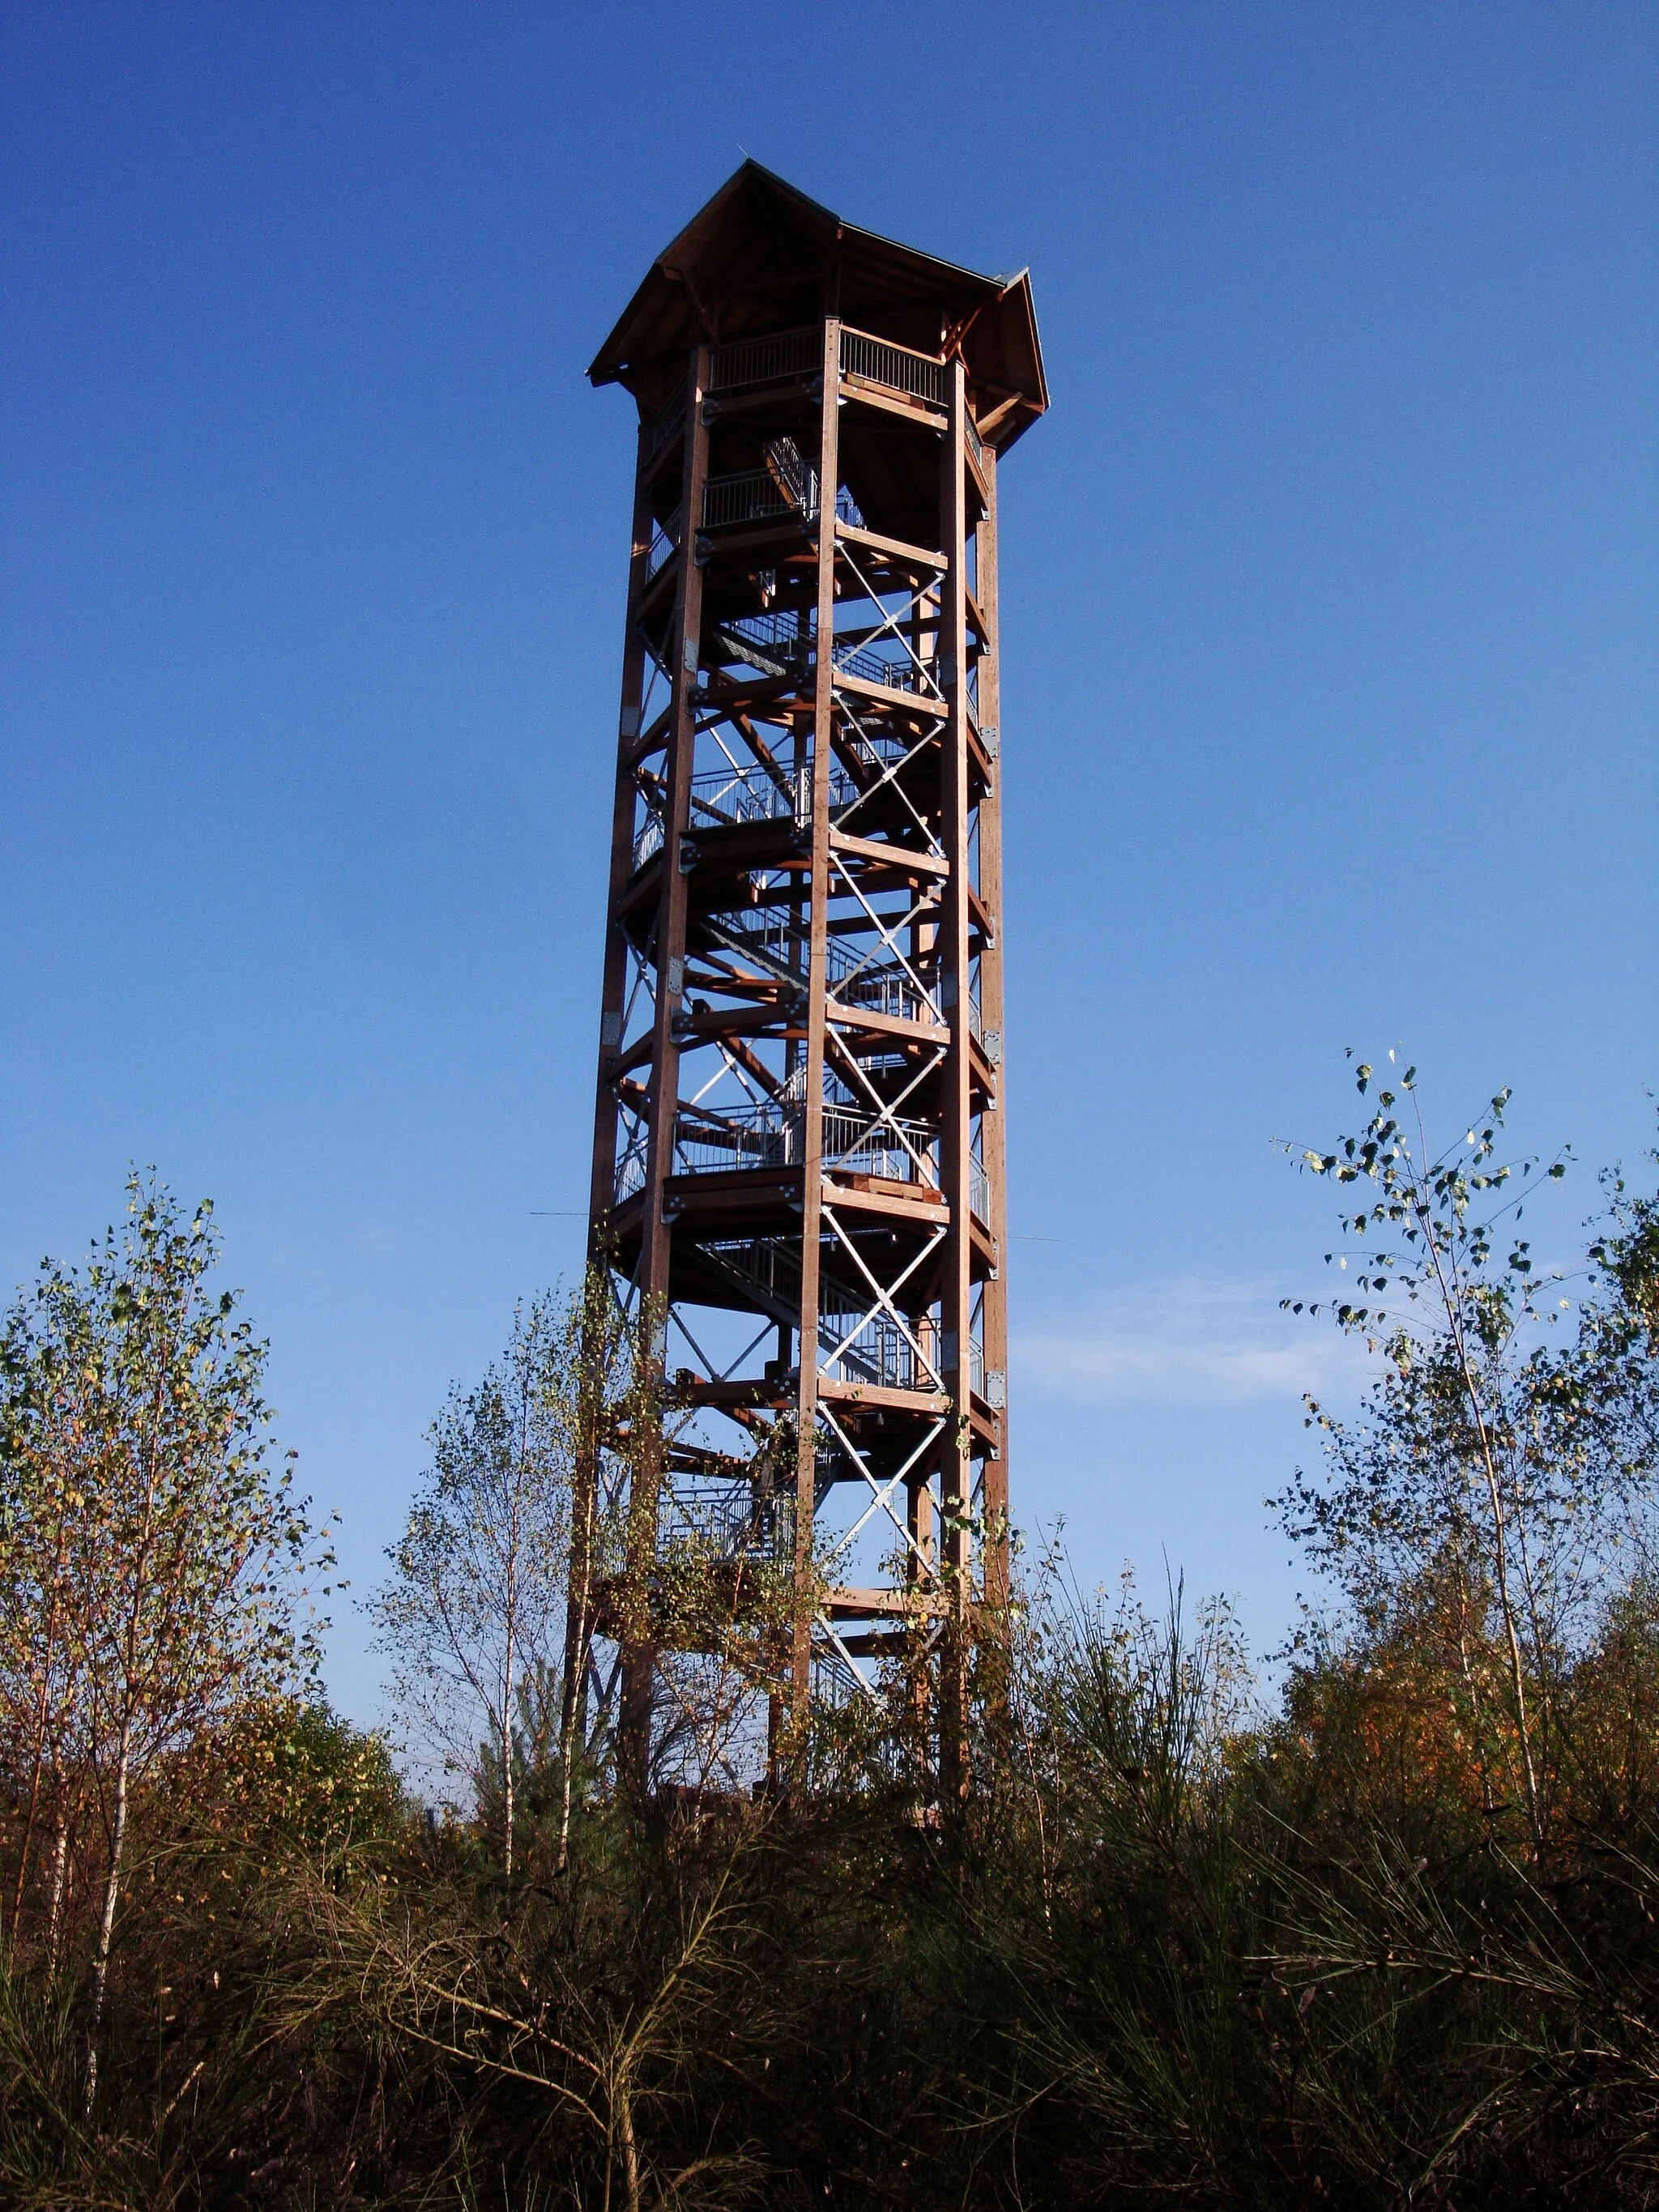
[590,164,1047,450]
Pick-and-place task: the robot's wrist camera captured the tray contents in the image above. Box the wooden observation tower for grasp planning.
[573,164,1047,1790]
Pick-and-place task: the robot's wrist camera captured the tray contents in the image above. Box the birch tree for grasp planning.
[0,1174,327,2110]
[1275,1061,1655,1854]
[373,1298,574,1879]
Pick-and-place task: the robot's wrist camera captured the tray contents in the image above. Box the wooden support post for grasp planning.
[975,446,1010,1617]
[787,314,841,1774]
[619,346,710,1792]
[566,424,657,1764]
[938,356,973,1798]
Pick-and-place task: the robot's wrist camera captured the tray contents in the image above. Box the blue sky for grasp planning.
[3,3,1654,1723]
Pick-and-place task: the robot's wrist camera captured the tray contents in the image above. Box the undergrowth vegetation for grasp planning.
[4,1072,1657,2208]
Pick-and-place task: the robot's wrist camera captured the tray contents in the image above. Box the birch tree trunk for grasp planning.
[83,1715,131,2116]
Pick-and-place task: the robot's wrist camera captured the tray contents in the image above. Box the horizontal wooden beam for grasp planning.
[820,1181,949,1227]
[830,826,949,879]
[833,517,947,573]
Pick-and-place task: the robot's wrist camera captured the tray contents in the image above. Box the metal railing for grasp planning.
[675,1102,800,1175]
[721,610,808,677]
[826,945,935,1025]
[672,1101,936,1187]
[629,758,826,874]
[833,637,943,699]
[659,1477,790,1562]
[688,760,809,834]
[646,376,688,463]
[659,326,974,463]
[821,1310,941,1393]
[719,613,943,705]
[709,327,820,394]
[702,469,864,534]
[646,507,681,579]
[823,1105,936,1184]
[702,467,803,532]
[702,1234,804,1314]
[837,720,930,789]
[838,326,948,407]
[632,812,666,872]
[712,907,936,1021]
[615,1136,649,1203]
[711,906,801,978]
[970,1157,991,1225]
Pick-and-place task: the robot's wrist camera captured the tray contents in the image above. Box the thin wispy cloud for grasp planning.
[1014,1278,1373,1406]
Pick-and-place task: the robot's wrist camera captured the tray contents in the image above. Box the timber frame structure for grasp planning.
[569,164,1047,1792]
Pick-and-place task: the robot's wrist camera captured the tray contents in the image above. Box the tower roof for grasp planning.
[589,162,1048,452]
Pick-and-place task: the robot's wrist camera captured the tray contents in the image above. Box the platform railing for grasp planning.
[721,610,809,675]
[822,1106,936,1186]
[702,470,864,534]
[833,635,943,698]
[680,759,871,842]
[688,760,810,834]
[645,375,688,462]
[659,1476,791,1562]
[646,506,681,579]
[672,1100,936,1187]
[658,322,972,462]
[709,327,820,394]
[631,811,666,872]
[821,1308,941,1393]
[719,612,945,708]
[673,1102,801,1175]
[970,1158,991,1225]
[702,468,803,532]
[826,945,935,1025]
[838,325,949,407]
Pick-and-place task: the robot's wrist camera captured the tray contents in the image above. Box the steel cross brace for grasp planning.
[826,850,940,1019]
[815,1612,879,1699]
[831,698,947,852]
[834,540,946,701]
[817,1402,946,1578]
[819,1206,946,1392]
[825,1025,945,1188]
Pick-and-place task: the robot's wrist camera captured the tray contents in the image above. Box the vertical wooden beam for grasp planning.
[567,420,656,1759]
[619,346,710,1789]
[788,314,840,1767]
[937,356,973,1797]
[974,442,1010,1616]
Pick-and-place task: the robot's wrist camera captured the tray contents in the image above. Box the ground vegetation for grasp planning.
[3,1076,1657,2208]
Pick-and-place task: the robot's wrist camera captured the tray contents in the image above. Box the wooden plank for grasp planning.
[839,377,949,436]
[820,1181,949,1227]
[834,517,947,573]
[825,1588,948,1618]
[824,1001,946,1048]
[817,1375,950,1415]
[834,667,949,719]
[830,825,949,878]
